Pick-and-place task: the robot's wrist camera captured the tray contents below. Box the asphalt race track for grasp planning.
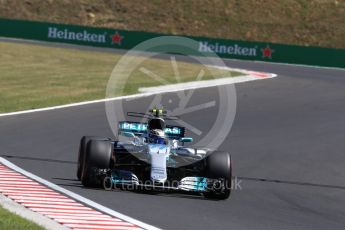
[1,58,345,230]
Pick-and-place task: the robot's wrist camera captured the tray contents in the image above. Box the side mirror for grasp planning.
[180,137,193,143]
[120,131,135,138]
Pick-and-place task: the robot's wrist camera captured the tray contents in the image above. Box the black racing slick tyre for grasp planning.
[81,140,113,187]
[77,136,109,180]
[203,151,232,200]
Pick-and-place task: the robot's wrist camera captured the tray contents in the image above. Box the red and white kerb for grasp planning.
[0,163,142,230]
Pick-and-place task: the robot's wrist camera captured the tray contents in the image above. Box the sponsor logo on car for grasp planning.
[119,121,182,135]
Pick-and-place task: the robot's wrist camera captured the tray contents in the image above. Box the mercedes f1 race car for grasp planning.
[77,108,232,199]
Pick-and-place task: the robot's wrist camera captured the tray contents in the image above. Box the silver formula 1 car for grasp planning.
[77,108,232,199]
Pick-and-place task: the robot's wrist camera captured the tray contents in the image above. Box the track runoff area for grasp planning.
[0,53,275,229]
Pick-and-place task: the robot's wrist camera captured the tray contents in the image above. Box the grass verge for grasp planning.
[0,205,44,230]
[0,41,242,113]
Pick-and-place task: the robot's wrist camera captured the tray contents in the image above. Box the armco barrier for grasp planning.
[1,18,344,68]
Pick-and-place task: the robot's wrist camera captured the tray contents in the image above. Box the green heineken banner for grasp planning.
[0,18,344,68]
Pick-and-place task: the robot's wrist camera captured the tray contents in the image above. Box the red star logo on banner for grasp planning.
[110,31,123,45]
[261,45,274,58]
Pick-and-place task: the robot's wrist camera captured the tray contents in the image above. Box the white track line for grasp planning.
[0,95,139,117]
[138,73,276,94]
[0,65,276,118]
[0,157,161,230]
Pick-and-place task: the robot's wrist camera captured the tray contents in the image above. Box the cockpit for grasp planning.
[148,118,166,130]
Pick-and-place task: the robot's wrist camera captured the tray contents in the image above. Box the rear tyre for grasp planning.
[81,140,112,187]
[203,151,232,200]
[77,136,109,180]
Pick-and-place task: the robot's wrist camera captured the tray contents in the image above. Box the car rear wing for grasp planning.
[118,121,185,139]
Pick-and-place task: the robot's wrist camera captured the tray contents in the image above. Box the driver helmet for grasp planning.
[148,129,166,144]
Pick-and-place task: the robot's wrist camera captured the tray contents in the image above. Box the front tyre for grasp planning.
[203,151,232,200]
[77,136,109,180]
[81,140,112,187]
